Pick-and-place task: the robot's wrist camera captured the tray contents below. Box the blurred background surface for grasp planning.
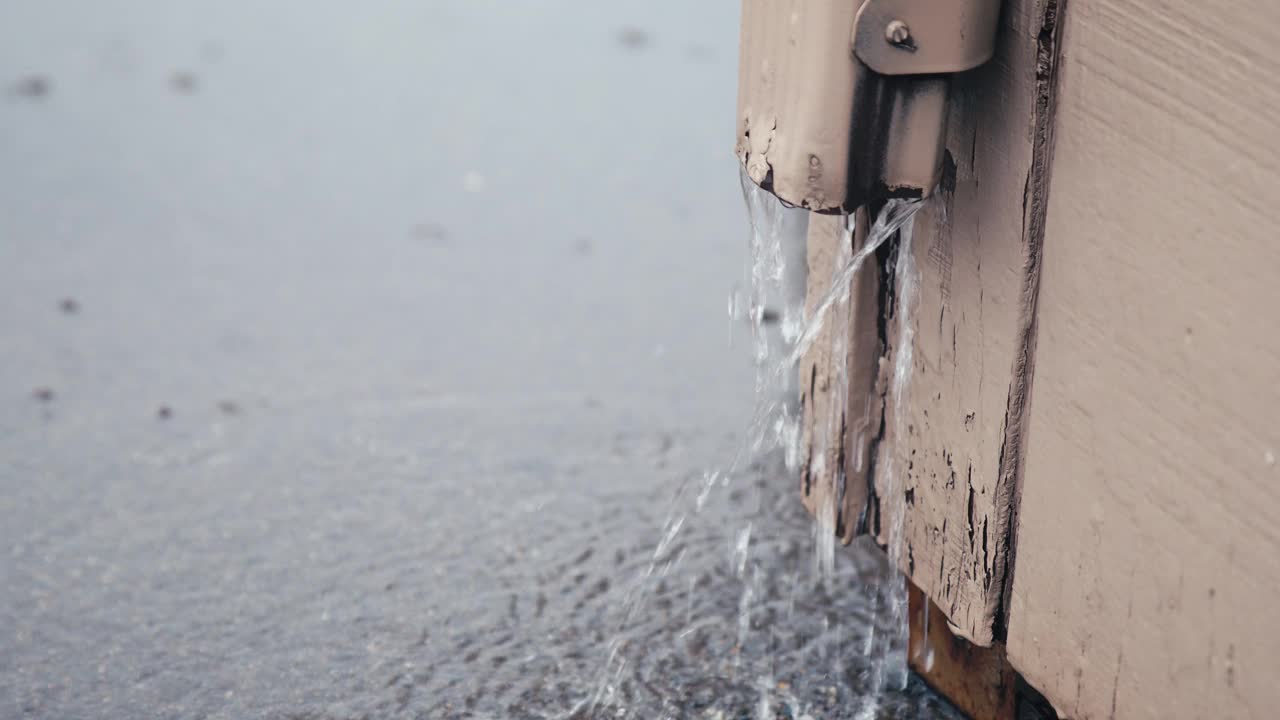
[0,3,955,718]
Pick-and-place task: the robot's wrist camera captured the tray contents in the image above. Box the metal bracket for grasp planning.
[853,0,1003,76]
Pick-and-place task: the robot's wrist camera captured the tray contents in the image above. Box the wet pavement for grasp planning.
[1,2,959,718]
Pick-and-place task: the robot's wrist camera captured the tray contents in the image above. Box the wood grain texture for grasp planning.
[875,0,1059,647]
[1005,0,1280,717]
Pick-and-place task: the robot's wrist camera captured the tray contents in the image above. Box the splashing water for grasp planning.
[576,173,946,720]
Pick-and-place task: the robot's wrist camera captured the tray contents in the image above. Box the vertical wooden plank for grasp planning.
[1005,0,1280,717]
[875,0,1061,646]
[799,211,880,539]
[839,208,884,542]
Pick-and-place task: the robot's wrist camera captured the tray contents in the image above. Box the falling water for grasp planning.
[579,172,943,719]
[860,206,922,717]
[785,201,924,369]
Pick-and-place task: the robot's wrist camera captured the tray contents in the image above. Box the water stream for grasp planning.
[577,178,944,719]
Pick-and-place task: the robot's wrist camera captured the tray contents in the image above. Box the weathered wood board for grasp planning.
[799,211,881,537]
[874,0,1062,646]
[1004,0,1280,717]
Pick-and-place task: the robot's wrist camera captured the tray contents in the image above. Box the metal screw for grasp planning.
[885,20,912,47]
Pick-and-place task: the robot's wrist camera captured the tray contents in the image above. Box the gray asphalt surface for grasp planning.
[0,3,958,718]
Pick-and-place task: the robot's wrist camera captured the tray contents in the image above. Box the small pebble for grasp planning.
[12,75,50,99]
[170,72,198,93]
[616,27,651,50]
[157,406,173,420]
[217,400,239,415]
[32,387,55,403]
[58,298,79,314]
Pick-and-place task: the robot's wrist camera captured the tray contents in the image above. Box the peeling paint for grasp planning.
[743,114,776,186]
